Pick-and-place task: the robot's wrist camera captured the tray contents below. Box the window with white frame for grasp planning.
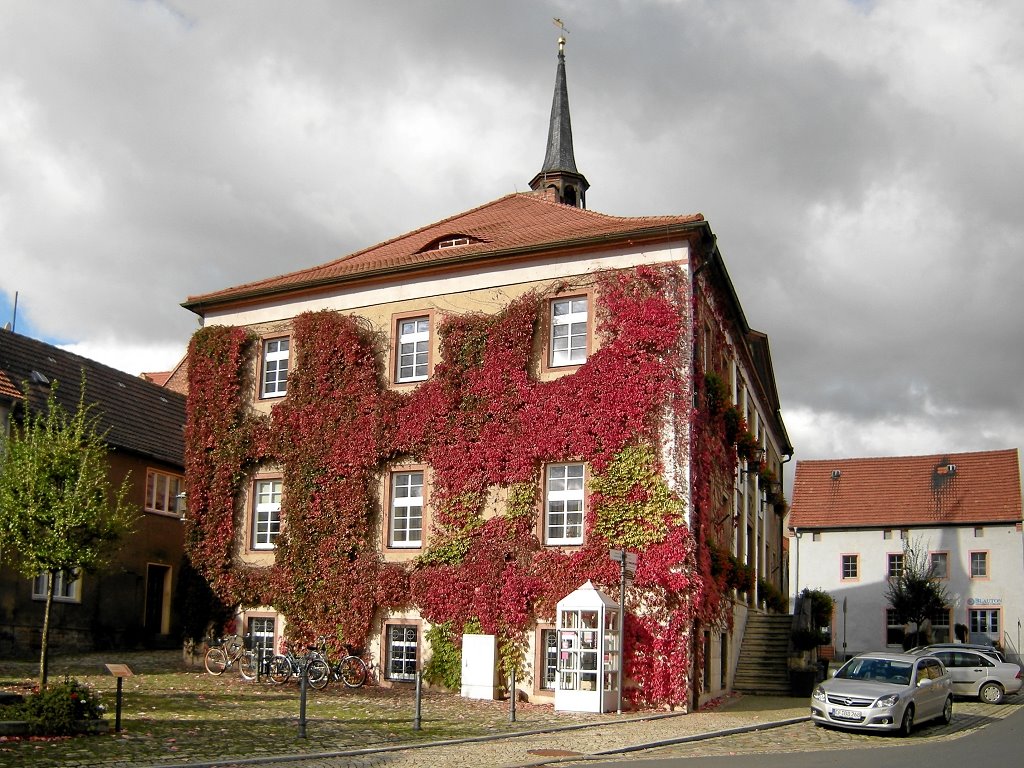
[395,317,429,383]
[841,554,859,580]
[930,552,948,579]
[32,570,81,603]
[261,338,289,398]
[248,616,276,662]
[887,553,904,578]
[145,469,184,516]
[385,624,418,681]
[545,463,585,545]
[550,297,588,367]
[885,607,904,646]
[970,551,988,578]
[539,628,558,690]
[930,607,951,643]
[388,471,423,548]
[252,479,282,550]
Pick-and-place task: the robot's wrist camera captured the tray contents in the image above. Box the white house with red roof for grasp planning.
[788,449,1023,664]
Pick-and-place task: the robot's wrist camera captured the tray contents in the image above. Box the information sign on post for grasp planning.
[104,663,134,732]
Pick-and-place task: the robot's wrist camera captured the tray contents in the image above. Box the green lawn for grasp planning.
[0,650,597,768]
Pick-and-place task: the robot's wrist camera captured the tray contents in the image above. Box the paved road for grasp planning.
[579,703,1024,768]
[156,693,1021,768]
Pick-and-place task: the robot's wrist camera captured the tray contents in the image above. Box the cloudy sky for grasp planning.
[2,0,1022,466]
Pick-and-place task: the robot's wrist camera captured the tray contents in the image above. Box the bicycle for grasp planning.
[204,634,257,680]
[267,641,322,685]
[305,636,369,690]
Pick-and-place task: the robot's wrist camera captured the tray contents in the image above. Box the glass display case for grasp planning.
[554,580,620,712]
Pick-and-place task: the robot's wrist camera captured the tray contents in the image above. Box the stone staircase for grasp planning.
[733,612,793,696]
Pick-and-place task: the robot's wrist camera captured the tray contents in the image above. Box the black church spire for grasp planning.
[530,35,589,208]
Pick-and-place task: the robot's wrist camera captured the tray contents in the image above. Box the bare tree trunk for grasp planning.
[39,570,55,689]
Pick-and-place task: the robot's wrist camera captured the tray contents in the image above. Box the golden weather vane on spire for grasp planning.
[552,17,570,52]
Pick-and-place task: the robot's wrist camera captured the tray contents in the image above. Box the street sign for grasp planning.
[609,549,637,572]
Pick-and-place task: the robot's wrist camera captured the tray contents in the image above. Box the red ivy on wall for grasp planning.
[184,263,736,707]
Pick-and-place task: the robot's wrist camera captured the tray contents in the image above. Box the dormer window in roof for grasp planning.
[418,234,479,253]
[29,370,50,386]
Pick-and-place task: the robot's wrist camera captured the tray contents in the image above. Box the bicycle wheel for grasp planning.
[339,655,368,688]
[306,658,330,690]
[239,650,258,681]
[267,655,292,685]
[204,646,227,675]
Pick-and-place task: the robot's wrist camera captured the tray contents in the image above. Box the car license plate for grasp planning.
[832,707,860,720]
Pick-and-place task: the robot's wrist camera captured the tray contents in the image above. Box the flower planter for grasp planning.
[790,668,816,697]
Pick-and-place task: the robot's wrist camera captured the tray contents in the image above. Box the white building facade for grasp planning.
[789,450,1023,665]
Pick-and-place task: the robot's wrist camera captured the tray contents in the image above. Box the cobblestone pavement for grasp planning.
[2,651,1020,768]
[579,692,1023,764]
[195,693,1022,768]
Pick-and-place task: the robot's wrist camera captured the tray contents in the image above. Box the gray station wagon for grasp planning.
[920,647,1022,704]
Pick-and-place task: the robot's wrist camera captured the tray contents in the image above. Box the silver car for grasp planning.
[810,651,953,736]
[922,647,1022,704]
[912,643,1006,663]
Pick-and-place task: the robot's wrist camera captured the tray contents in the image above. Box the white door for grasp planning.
[969,609,1000,647]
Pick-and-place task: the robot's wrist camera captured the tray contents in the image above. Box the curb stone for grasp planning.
[145,710,809,768]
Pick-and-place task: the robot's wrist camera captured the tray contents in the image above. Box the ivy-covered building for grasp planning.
[181,39,792,709]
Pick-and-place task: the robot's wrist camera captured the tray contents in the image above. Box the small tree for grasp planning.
[885,539,947,648]
[0,378,136,688]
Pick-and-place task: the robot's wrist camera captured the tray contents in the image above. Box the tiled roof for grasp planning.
[0,330,186,467]
[789,450,1022,529]
[140,371,172,386]
[184,192,704,311]
[0,367,18,400]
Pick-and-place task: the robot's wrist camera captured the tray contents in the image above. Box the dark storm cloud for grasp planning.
[1,0,1021,461]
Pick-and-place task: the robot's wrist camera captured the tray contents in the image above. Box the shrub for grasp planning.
[800,587,835,630]
[757,578,789,613]
[2,678,105,735]
[791,628,824,652]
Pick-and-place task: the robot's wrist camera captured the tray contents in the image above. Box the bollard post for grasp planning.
[115,676,123,732]
[508,668,517,723]
[298,659,308,739]
[413,669,422,731]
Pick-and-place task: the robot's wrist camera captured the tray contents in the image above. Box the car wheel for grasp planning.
[941,696,953,725]
[979,681,1004,705]
[898,705,914,737]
